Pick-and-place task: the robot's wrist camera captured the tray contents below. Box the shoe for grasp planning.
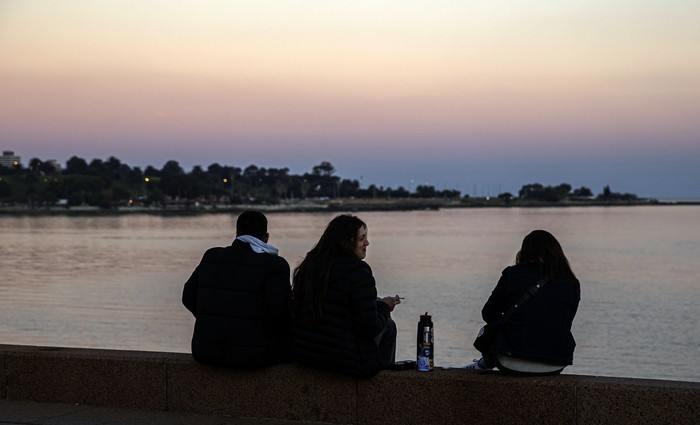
[463,358,493,370]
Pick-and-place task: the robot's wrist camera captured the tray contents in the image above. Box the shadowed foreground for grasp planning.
[1,344,698,424]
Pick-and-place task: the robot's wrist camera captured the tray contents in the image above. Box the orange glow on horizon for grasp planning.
[1,0,699,197]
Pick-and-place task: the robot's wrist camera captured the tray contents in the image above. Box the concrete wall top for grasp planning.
[2,344,698,424]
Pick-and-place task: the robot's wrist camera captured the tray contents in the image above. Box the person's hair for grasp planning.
[516,230,577,281]
[236,210,268,239]
[292,214,366,323]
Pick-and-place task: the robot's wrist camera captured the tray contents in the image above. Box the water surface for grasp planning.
[1,206,698,382]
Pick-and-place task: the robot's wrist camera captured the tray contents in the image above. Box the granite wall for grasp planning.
[1,344,698,424]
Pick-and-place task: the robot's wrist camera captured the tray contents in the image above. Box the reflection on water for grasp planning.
[1,206,699,382]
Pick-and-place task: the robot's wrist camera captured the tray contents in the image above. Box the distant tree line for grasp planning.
[0,156,463,208]
[511,183,638,203]
[0,155,638,209]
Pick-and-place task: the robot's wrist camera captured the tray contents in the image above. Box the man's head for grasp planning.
[236,210,269,242]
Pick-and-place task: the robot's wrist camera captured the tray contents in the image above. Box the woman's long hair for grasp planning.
[516,230,577,281]
[292,214,366,323]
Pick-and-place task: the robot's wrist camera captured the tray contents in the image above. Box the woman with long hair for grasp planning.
[291,214,401,376]
[467,230,581,374]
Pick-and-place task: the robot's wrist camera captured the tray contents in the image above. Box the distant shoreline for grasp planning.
[1,197,698,216]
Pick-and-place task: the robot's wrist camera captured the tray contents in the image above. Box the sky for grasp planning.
[1,1,699,198]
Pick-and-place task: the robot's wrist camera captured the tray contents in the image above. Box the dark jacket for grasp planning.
[182,239,291,368]
[291,255,391,377]
[482,264,580,365]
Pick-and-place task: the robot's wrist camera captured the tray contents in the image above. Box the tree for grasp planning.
[144,165,160,178]
[104,156,130,182]
[160,160,187,199]
[365,184,379,198]
[597,185,638,202]
[0,178,11,198]
[242,164,259,182]
[110,181,132,203]
[39,161,58,175]
[63,175,106,206]
[519,183,544,199]
[415,185,436,198]
[160,160,185,177]
[307,162,340,198]
[553,183,572,200]
[6,154,477,206]
[312,161,335,177]
[65,156,89,175]
[339,179,360,197]
[519,183,569,202]
[300,179,310,199]
[438,189,461,199]
[393,186,410,198]
[126,167,145,198]
[28,158,43,174]
[498,192,514,202]
[572,186,593,197]
[88,158,105,175]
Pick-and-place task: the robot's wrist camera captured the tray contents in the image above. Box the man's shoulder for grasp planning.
[261,252,291,270]
[201,242,289,270]
[200,244,244,264]
[233,242,290,270]
[201,246,228,259]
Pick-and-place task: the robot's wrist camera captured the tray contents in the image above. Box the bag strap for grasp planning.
[497,276,549,324]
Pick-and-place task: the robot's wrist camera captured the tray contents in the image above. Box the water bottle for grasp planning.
[416,312,434,371]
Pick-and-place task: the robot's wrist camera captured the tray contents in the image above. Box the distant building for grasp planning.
[0,151,21,168]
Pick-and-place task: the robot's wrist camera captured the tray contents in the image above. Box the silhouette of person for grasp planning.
[467,230,580,375]
[183,210,291,367]
[290,214,401,376]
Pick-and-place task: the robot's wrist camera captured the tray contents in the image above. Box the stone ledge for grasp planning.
[4,345,169,410]
[166,356,357,423]
[1,344,698,425]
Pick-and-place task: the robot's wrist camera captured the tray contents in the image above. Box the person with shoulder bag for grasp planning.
[467,230,581,375]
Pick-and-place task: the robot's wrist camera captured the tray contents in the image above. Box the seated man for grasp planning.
[182,210,291,367]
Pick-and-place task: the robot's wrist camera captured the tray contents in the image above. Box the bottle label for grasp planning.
[417,355,430,371]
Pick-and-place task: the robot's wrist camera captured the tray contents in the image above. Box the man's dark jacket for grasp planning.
[291,255,390,377]
[182,239,291,368]
[482,264,580,365]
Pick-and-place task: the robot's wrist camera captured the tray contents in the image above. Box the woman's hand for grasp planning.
[382,295,402,312]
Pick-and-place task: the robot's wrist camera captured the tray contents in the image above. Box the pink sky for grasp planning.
[1,1,699,197]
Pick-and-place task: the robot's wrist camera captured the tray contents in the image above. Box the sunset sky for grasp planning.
[1,1,698,198]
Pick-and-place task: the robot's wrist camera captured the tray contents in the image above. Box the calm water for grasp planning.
[1,206,699,382]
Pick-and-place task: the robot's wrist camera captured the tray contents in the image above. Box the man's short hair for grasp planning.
[236,210,268,239]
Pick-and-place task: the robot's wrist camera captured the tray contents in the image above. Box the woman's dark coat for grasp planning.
[291,255,390,377]
[482,264,580,365]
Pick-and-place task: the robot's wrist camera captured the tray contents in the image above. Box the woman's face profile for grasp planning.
[353,226,369,259]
